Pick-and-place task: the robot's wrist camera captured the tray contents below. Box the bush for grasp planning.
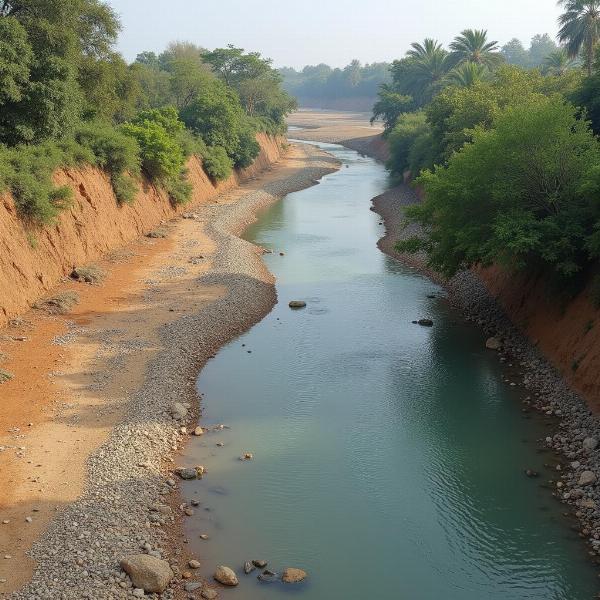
[232,126,260,168]
[111,172,138,204]
[165,170,193,204]
[399,96,600,278]
[386,112,433,178]
[201,145,233,181]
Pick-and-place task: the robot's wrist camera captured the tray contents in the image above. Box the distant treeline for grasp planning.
[0,1,295,225]
[279,61,390,111]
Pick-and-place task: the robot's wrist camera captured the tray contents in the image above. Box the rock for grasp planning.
[485,337,502,350]
[579,471,597,486]
[120,554,174,593]
[133,589,145,598]
[252,559,267,568]
[213,565,238,586]
[241,452,253,460]
[184,582,203,592]
[176,468,197,480]
[417,319,433,327]
[199,534,209,540]
[195,465,205,477]
[184,508,194,516]
[257,570,278,583]
[583,437,598,451]
[189,560,201,569]
[172,403,188,419]
[282,568,307,583]
[289,300,306,309]
[193,427,204,436]
[244,561,255,574]
[525,469,539,478]
[201,590,218,599]
[581,498,597,509]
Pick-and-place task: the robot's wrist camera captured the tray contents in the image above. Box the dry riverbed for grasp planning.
[0,142,339,599]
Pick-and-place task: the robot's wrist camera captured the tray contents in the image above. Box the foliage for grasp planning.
[558,0,600,74]
[448,29,503,69]
[398,97,600,278]
[280,60,391,107]
[200,145,233,181]
[371,85,413,130]
[386,112,434,178]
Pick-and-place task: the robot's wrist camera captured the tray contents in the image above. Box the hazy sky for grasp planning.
[109,0,562,69]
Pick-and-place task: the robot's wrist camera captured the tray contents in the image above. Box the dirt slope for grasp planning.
[0,134,282,327]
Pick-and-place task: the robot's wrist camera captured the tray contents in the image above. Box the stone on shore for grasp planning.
[214,565,238,586]
[176,467,197,480]
[289,300,306,309]
[583,437,598,451]
[244,561,255,574]
[282,568,307,583]
[120,554,174,593]
[202,590,218,599]
[193,426,204,436]
[417,319,433,327]
[485,336,502,350]
[579,471,597,486]
[252,559,267,568]
[171,402,188,420]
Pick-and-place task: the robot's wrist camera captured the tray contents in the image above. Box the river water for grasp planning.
[182,142,599,599]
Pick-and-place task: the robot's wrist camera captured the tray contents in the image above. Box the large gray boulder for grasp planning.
[120,554,173,593]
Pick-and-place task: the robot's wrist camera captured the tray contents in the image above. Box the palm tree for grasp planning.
[446,62,489,87]
[449,29,503,69]
[403,39,451,103]
[543,48,576,74]
[558,0,600,75]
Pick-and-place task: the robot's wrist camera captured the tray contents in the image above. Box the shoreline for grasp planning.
[371,183,600,577]
[2,142,340,599]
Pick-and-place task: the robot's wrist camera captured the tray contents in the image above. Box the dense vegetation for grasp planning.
[280,61,390,109]
[0,3,295,224]
[377,12,600,284]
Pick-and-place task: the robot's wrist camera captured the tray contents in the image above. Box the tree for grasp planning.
[558,0,600,75]
[501,38,529,66]
[446,62,489,87]
[399,96,600,278]
[180,80,244,156]
[449,29,503,69]
[403,39,451,104]
[544,48,576,75]
[0,16,32,103]
[528,33,559,66]
[0,0,120,144]
[371,84,413,129]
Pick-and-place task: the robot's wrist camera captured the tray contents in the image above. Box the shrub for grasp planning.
[0,369,13,384]
[71,264,106,284]
[201,145,233,181]
[399,96,600,278]
[232,126,260,168]
[386,112,433,178]
[34,291,80,314]
[165,171,193,204]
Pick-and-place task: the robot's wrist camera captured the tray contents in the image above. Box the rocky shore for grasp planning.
[372,183,600,578]
[7,144,339,600]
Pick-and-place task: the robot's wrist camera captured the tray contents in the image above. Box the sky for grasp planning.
[108,0,563,69]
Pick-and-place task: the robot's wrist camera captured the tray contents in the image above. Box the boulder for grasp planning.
[289,301,306,309]
[417,319,433,327]
[176,468,197,480]
[244,561,255,574]
[485,337,502,351]
[202,590,218,599]
[282,568,307,583]
[214,565,238,586]
[579,471,597,486]
[583,437,598,451]
[120,554,173,593]
[171,402,187,419]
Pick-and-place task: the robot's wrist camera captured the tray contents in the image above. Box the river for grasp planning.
[180,142,599,599]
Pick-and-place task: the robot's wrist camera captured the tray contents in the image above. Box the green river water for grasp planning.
[181,142,599,599]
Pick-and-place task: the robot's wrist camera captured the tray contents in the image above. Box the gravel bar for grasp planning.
[9,144,339,600]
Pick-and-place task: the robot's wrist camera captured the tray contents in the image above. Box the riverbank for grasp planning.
[0,142,339,599]
[372,184,600,580]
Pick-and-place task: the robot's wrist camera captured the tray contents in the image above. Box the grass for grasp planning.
[34,291,80,314]
[0,369,14,384]
[71,265,106,284]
